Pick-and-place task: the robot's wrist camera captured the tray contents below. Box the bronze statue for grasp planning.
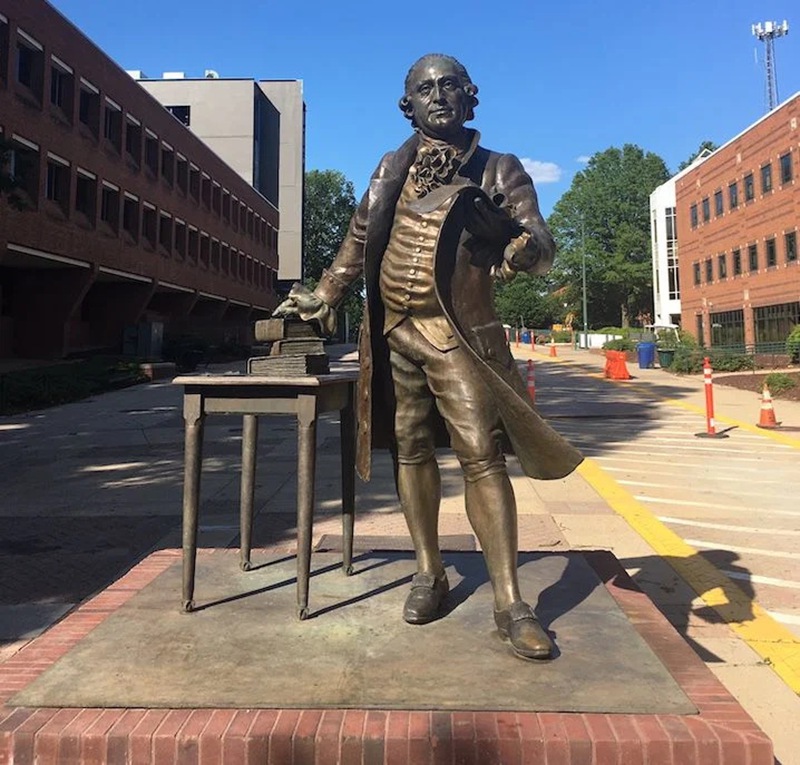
[276,53,583,660]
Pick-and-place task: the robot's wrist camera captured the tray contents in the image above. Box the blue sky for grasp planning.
[50,0,799,217]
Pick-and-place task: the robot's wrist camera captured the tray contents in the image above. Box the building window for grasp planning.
[188,228,199,263]
[45,158,70,214]
[100,184,120,232]
[161,144,174,185]
[704,258,713,283]
[103,100,122,153]
[717,253,727,279]
[176,156,188,194]
[710,309,745,348]
[693,262,701,286]
[766,237,777,268]
[665,206,679,300]
[744,173,754,201]
[221,244,230,274]
[189,166,200,200]
[760,162,772,193]
[16,32,44,101]
[748,243,758,271]
[50,59,74,119]
[780,152,793,184]
[200,234,210,266]
[142,205,157,248]
[754,301,800,347]
[123,195,139,240]
[222,191,231,222]
[211,239,220,270]
[125,118,142,165]
[0,17,9,87]
[159,213,173,252]
[8,137,40,207]
[174,221,187,258]
[212,183,221,215]
[786,231,798,263]
[75,171,96,222]
[701,197,710,222]
[201,175,212,208]
[728,181,738,210]
[714,190,723,216]
[144,134,159,175]
[78,82,100,137]
[165,105,190,126]
[732,248,742,276]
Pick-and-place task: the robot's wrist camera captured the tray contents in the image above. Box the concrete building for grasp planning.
[675,93,800,348]
[649,151,712,327]
[0,0,280,359]
[136,74,305,284]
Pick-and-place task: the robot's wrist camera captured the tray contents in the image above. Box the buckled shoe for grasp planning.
[493,601,554,660]
[403,572,449,624]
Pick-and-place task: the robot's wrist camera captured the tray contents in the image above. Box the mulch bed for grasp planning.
[713,370,800,402]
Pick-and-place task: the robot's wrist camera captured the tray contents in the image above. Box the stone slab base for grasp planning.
[0,548,773,764]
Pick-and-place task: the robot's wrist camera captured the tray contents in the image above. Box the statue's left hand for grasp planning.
[464,194,521,244]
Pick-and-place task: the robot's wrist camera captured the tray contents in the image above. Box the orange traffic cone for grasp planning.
[549,337,557,357]
[757,384,781,429]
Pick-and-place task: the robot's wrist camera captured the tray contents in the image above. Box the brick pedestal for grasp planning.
[0,550,772,764]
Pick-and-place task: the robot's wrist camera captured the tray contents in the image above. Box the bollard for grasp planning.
[695,356,729,438]
[530,333,535,351]
[526,359,535,404]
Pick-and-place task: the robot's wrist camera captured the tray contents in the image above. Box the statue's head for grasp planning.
[399,54,479,140]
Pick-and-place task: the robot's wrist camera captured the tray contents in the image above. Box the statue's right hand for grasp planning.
[272,283,325,318]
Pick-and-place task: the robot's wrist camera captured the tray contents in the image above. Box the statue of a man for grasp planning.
[277,54,582,660]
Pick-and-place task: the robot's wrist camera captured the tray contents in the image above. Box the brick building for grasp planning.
[0,0,281,359]
[675,93,800,349]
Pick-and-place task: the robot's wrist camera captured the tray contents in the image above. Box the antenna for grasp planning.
[751,20,789,112]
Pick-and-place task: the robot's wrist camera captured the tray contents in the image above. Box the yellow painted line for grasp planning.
[664,398,800,449]
[578,458,800,694]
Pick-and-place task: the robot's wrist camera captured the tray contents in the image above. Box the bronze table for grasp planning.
[173,371,359,619]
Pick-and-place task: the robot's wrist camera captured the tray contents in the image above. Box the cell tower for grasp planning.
[752,20,789,112]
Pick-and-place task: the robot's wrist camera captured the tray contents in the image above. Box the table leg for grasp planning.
[240,414,258,571]
[182,393,204,612]
[296,395,317,620]
[341,384,356,576]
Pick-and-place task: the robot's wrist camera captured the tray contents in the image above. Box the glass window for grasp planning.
[103,103,122,152]
[45,160,70,213]
[705,258,713,282]
[718,253,727,279]
[125,119,141,164]
[690,203,698,228]
[165,105,190,126]
[786,231,797,262]
[754,301,800,347]
[159,213,173,252]
[123,197,139,240]
[100,185,120,232]
[16,37,44,100]
[142,205,157,247]
[161,145,174,185]
[714,190,723,216]
[732,248,742,275]
[761,163,772,193]
[144,135,159,174]
[693,262,701,285]
[728,182,738,210]
[766,238,777,267]
[748,243,758,271]
[744,173,754,201]
[701,197,710,222]
[780,153,793,184]
[75,173,96,222]
[50,64,74,118]
[710,309,745,348]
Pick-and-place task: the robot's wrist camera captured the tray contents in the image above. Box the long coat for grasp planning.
[314,132,583,482]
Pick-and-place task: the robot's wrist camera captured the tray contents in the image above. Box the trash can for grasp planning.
[521,331,531,344]
[657,348,676,368]
[637,341,656,369]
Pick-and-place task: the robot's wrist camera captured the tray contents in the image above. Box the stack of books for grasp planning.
[247,318,330,376]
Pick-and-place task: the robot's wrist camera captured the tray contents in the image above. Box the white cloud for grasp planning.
[519,158,562,184]
[576,155,591,164]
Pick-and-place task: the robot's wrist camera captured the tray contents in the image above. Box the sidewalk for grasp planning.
[1,345,798,763]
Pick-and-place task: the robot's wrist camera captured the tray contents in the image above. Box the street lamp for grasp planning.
[581,215,588,349]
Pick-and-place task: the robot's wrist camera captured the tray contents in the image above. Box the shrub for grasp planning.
[764,372,797,394]
[670,347,703,374]
[602,338,635,352]
[786,325,800,362]
[551,330,572,342]
[710,351,755,372]
[597,326,631,338]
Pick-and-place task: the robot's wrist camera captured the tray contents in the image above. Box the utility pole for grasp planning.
[581,215,588,349]
[752,20,789,112]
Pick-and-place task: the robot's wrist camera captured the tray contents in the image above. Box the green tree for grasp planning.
[303,169,361,339]
[547,144,670,328]
[494,274,562,328]
[677,140,718,172]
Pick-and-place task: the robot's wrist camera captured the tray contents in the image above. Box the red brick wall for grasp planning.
[0,0,279,311]
[676,96,800,346]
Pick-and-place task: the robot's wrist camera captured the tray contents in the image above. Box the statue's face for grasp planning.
[406,59,470,140]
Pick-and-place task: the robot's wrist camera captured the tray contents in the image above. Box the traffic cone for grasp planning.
[757,384,781,429]
[526,359,535,404]
[549,336,557,357]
